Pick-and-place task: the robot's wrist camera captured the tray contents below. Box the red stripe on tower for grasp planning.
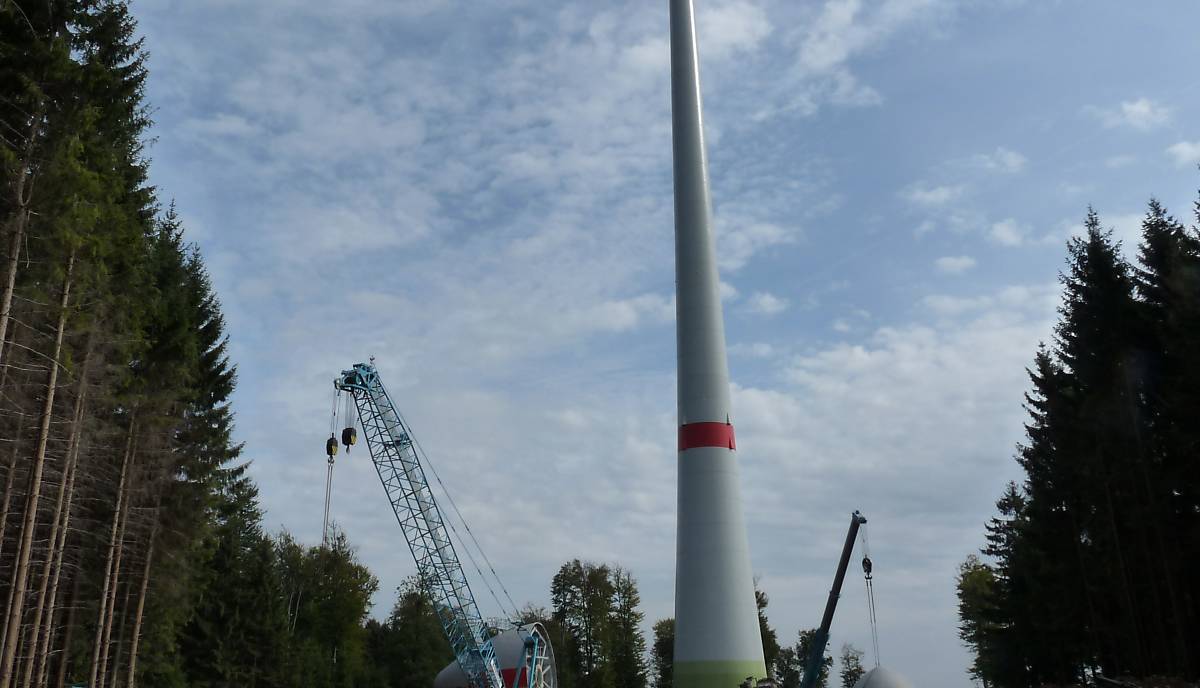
[678,422,736,451]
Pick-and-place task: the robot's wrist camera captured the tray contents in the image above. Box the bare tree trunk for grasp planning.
[20,350,89,688]
[123,529,153,688]
[88,424,135,688]
[106,574,133,688]
[0,112,43,372]
[32,351,90,688]
[53,574,80,688]
[97,469,135,688]
[0,412,27,561]
[0,411,28,657]
[0,254,73,688]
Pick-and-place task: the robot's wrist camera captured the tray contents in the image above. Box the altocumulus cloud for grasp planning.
[132,2,1200,688]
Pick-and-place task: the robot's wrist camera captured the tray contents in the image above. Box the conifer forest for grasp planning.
[956,203,1200,687]
[2,1,1199,688]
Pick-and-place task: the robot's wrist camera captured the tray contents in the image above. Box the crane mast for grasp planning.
[335,362,503,688]
[801,511,868,688]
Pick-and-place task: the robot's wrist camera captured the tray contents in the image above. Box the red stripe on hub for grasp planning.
[678,422,736,451]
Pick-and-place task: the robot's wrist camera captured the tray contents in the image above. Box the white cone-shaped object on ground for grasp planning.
[851,667,913,688]
[669,2,767,688]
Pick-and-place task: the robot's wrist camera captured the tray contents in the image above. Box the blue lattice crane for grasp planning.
[331,361,555,688]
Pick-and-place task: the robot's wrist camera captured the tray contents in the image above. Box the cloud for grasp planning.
[571,293,676,334]
[132,2,1099,686]
[1051,212,1143,259]
[698,0,772,59]
[921,284,1058,318]
[718,221,799,271]
[730,342,776,358]
[972,147,1026,173]
[720,281,741,302]
[1166,141,1200,167]
[747,291,789,315]
[181,113,259,137]
[989,218,1027,246]
[935,255,976,274]
[903,184,963,207]
[1087,98,1171,130]
[744,0,959,119]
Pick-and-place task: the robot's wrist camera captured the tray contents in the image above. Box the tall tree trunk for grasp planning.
[0,254,73,688]
[124,529,153,688]
[0,411,28,657]
[51,571,81,686]
[1103,479,1145,675]
[0,112,43,373]
[88,424,136,688]
[20,350,89,688]
[0,412,28,561]
[53,573,81,688]
[32,349,90,688]
[106,573,134,688]
[97,469,135,688]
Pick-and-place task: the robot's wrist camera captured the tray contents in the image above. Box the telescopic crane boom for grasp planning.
[801,511,868,688]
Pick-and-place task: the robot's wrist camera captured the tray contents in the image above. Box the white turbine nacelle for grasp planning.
[434,624,556,688]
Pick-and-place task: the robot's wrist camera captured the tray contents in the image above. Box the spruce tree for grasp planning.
[1132,198,1200,675]
[609,568,647,688]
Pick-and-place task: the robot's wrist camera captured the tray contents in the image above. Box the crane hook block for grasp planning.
[862,556,873,580]
[341,426,357,450]
[326,435,339,458]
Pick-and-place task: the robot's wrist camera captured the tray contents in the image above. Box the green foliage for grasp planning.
[961,198,1200,687]
[837,644,864,688]
[650,618,673,688]
[793,629,831,688]
[755,585,780,676]
[552,560,648,688]
[774,647,800,688]
[609,568,647,688]
[365,578,454,688]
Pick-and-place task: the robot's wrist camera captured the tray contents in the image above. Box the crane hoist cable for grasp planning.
[324,387,341,547]
[440,491,512,621]
[859,523,880,668]
[342,388,358,450]
[334,362,510,688]
[323,371,516,621]
[402,414,521,620]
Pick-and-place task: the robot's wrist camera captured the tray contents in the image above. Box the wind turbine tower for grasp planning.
[669,2,768,688]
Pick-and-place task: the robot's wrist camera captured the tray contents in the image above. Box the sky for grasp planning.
[133,1,1200,687]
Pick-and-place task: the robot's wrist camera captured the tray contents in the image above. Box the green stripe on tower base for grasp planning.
[674,660,768,688]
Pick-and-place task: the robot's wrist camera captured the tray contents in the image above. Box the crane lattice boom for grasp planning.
[336,363,503,688]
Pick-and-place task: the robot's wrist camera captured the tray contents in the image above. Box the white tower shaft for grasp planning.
[669,2,767,688]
